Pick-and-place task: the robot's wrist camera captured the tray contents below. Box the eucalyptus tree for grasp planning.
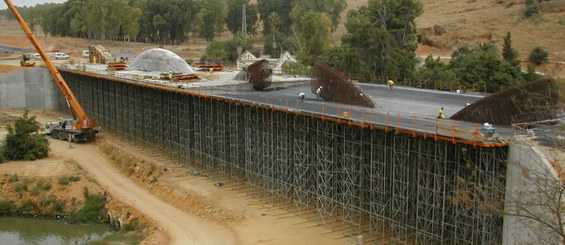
[135,0,200,44]
[196,0,227,42]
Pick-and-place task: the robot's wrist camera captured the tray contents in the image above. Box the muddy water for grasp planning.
[0,217,113,245]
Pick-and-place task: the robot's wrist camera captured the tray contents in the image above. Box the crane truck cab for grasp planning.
[44,118,98,142]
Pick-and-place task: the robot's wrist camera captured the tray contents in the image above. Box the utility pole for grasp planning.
[242,4,247,39]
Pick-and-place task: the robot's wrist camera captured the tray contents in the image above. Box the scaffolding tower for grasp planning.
[58,71,508,244]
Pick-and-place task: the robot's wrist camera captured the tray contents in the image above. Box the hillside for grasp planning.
[415,0,565,60]
[1,0,564,64]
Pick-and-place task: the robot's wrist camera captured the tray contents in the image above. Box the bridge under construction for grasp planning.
[46,67,511,244]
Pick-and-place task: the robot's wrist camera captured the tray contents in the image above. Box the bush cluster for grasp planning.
[1,111,49,161]
[67,188,107,224]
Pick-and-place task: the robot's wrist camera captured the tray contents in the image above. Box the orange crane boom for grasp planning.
[5,0,97,141]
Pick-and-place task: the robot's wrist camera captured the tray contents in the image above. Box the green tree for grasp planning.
[337,0,423,82]
[136,0,200,44]
[502,32,519,66]
[2,111,49,161]
[197,0,226,41]
[295,11,332,65]
[322,46,368,80]
[257,0,293,35]
[416,55,457,86]
[449,45,524,92]
[289,0,347,32]
[529,46,549,66]
[205,39,254,62]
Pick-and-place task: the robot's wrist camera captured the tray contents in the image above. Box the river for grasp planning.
[0,217,113,245]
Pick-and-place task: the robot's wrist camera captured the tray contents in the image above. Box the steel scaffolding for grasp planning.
[59,71,508,244]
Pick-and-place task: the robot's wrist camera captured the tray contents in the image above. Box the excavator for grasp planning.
[5,0,98,142]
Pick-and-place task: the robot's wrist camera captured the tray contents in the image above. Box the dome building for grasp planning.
[130,48,195,74]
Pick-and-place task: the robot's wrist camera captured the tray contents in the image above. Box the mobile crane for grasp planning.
[5,0,98,142]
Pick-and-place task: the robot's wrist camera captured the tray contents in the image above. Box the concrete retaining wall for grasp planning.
[503,139,562,244]
[0,67,56,109]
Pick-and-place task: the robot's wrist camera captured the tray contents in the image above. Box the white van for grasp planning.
[34,53,42,60]
[82,50,90,58]
[54,52,70,60]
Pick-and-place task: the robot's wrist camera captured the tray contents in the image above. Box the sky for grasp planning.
[0,0,68,10]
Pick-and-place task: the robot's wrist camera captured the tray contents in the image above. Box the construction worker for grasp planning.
[387,80,395,90]
[316,86,322,101]
[168,71,173,80]
[93,56,97,64]
[437,107,445,119]
[298,92,305,102]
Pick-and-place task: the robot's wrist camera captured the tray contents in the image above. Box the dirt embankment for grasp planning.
[96,139,242,225]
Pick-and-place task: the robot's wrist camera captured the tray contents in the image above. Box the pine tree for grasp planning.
[502,32,519,66]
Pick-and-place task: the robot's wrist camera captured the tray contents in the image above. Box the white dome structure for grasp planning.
[131,48,195,74]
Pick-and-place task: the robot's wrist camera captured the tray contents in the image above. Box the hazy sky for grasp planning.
[0,0,68,10]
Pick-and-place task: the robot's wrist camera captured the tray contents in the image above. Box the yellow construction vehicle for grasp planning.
[20,53,35,67]
[5,0,98,142]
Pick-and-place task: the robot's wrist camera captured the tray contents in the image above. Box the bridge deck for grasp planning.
[59,65,513,147]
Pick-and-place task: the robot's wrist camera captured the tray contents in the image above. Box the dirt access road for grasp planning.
[48,138,237,245]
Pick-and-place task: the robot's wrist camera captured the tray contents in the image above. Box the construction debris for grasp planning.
[159,72,200,82]
[450,79,560,125]
[313,63,376,108]
[107,62,128,71]
[193,63,224,72]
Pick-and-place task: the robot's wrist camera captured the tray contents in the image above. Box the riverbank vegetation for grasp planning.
[0,170,146,244]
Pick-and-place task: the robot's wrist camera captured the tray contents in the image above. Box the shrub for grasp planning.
[17,199,37,213]
[30,186,40,196]
[282,62,313,76]
[22,178,30,191]
[67,188,106,223]
[40,194,55,207]
[0,199,15,214]
[58,176,70,185]
[2,111,49,161]
[14,183,25,198]
[523,0,540,19]
[529,46,549,66]
[8,173,18,183]
[35,180,52,191]
[69,175,81,182]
